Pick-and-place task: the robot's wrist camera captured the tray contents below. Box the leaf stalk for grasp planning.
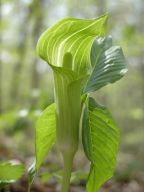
[61,153,74,192]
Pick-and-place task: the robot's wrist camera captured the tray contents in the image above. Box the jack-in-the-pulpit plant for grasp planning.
[30,14,128,192]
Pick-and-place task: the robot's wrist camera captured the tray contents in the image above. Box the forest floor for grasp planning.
[1,176,144,192]
[0,128,144,192]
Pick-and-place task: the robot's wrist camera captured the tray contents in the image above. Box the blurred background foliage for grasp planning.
[0,0,144,191]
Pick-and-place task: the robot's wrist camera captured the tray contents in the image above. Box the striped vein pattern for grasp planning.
[36,15,108,75]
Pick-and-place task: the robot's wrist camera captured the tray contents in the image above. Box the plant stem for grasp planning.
[61,153,74,192]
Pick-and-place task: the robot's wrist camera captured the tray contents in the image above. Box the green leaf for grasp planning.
[0,161,24,187]
[84,36,128,93]
[29,103,56,191]
[36,103,56,169]
[36,15,108,75]
[82,97,120,192]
